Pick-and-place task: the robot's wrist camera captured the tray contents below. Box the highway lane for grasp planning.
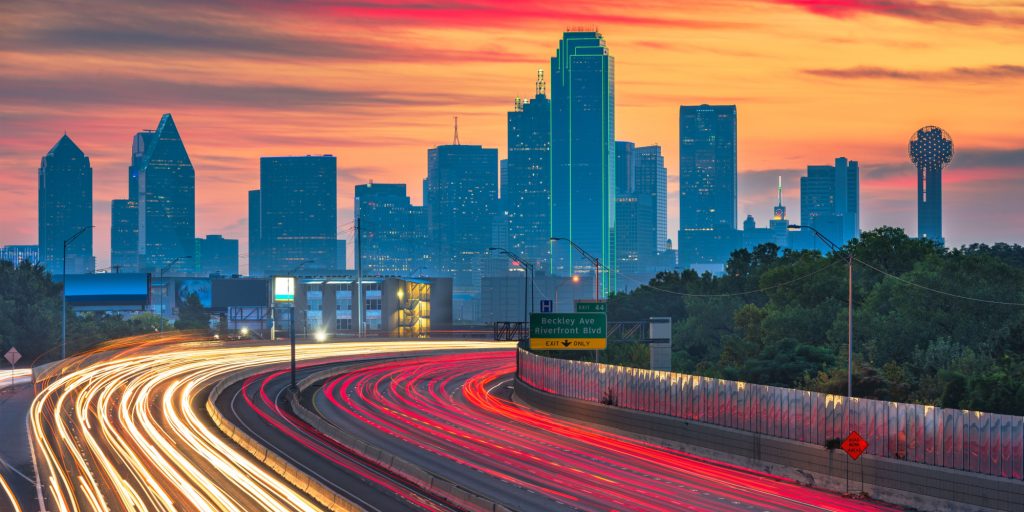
[313,351,905,512]
[216,355,468,512]
[30,334,510,511]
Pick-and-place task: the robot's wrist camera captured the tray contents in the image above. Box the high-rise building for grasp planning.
[615,143,668,287]
[336,239,347,272]
[252,156,338,276]
[247,189,261,276]
[799,157,860,247]
[354,182,428,276]
[506,70,551,270]
[110,199,138,271]
[550,30,616,295]
[195,235,239,276]
[678,105,737,268]
[909,126,954,244]
[0,245,39,266]
[110,131,154,273]
[38,134,94,274]
[138,114,195,275]
[424,143,498,291]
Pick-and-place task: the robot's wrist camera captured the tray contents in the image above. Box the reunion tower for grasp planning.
[909,126,954,244]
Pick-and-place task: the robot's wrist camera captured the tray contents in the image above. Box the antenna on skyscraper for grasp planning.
[777,176,783,207]
[453,116,460,145]
[536,69,546,96]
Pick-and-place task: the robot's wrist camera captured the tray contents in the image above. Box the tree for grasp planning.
[175,293,210,331]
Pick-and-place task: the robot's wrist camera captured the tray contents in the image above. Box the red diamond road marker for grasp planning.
[841,431,868,460]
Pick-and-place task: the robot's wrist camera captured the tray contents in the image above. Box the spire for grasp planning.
[536,69,546,96]
[777,176,783,207]
[453,116,460,145]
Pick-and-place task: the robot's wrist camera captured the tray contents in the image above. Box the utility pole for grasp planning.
[790,224,854,397]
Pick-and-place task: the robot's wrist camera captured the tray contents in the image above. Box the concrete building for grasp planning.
[354,182,428,276]
[799,157,860,247]
[196,235,239,276]
[0,245,39,265]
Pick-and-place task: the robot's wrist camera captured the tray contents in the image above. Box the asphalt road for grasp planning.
[310,350,906,512]
[29,335,510,511]
[0,370,36,512]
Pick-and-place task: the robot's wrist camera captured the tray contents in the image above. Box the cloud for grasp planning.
[773,0,1024,26]
[803,64,1024,81]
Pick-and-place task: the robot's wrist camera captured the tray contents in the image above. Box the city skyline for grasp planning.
[2,2,1023,272]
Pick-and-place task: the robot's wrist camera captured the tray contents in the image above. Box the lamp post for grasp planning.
[62,225,93,359]
[157,255,192,330]
[554,274,581,312]
[550,237,601,300]
[488,247,534,324]
[789,224,854,398]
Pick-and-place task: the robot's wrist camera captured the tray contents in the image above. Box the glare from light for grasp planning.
[314,330,327,342]
[240,327,250,337]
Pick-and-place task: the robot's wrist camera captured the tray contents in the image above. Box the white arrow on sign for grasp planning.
[4,347,21,366]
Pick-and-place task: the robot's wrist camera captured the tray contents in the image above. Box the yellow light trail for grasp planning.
[30,335,507,511]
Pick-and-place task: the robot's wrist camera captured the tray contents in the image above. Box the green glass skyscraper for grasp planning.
[550,30,615,295]
[138,114,195,274]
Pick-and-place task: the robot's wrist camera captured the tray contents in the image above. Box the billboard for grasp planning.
[212,278,269,308]
[176,279,212,308]
[64,273,150,307]
[273,277,295,302]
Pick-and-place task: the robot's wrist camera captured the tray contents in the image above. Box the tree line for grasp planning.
[0,260,210,365]
[596,227,1024,416]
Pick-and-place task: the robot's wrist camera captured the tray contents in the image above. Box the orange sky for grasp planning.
[1,0,1022,272]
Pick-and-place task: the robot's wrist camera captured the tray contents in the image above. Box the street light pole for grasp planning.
[549,237,602,299]
[157,255,192,331]
[790,224,854,398]
[61,225,93,359]
[488,247,534,324]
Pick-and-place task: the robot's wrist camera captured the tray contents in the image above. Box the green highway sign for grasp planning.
[574,300,607,313]
[529,312,607,350]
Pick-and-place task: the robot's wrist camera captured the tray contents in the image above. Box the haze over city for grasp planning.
[2,0,1022,272]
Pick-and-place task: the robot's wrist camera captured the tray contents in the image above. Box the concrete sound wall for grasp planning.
[515,376,1024,512]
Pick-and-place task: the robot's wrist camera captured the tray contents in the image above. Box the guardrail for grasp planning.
[517,348,1024,481]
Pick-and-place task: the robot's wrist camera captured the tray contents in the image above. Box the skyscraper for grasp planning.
[110,199,138,271]
[615,143,667,286]
[909,126,954,244]
[425,143,498,291]
[799,157,860,247]
[252,155,338,276]
[110,130,153,273]
[195,234,239,276]
[550,30,616,295]
[38,134,93,274]
[138,114,195,274]
[247,189,261,275]
[678,105,737,268]
[506,70,551,270]
[354,182,428,276]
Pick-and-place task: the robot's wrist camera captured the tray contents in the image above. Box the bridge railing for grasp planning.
[517,348,1024,480]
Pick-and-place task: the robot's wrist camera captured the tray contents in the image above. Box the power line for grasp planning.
[853,257,1024,306]
[609,259,843,298]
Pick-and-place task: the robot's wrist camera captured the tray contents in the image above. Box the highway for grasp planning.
[29,334,508,512]
[311,350,905,512]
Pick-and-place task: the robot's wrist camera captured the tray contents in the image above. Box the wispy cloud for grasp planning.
[773,0,1024,26]
[803,64,1024,81]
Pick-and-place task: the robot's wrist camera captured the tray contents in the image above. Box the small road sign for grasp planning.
[529,312,607,350]
[4,347,20,366]
[841,431,868,460]
[574,300,607,313]
[540,299,553,313]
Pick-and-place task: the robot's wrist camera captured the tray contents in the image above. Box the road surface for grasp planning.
[312,350,905,512]
[30,334,507,511]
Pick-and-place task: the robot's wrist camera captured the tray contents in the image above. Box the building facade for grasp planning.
[506,71,552,271]
[138,114,195,275]
[550,30,616,294]
[678,105,737,268]
[0,245,39,266]
[38,134,94,274]
[251,155,338,276]
[424,144,498,291]
[354,182,428,276]
[110,199,138,271]
[196,234,239,276]
[799,157,860,247]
